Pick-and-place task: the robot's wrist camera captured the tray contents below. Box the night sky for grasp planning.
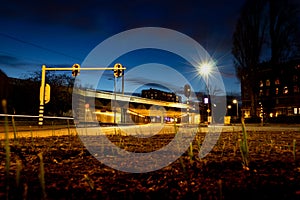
[0,0,245,95]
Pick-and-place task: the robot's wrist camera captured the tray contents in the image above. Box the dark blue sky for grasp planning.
[0,0,245,94]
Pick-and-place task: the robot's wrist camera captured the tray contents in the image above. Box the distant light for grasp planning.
[204,97,209,104]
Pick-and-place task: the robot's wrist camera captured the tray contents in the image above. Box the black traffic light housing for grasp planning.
[72,63,80,77]
[114,63,123,78]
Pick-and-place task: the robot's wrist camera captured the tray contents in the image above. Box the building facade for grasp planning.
[241,60,300,119]
[141,88,181,103]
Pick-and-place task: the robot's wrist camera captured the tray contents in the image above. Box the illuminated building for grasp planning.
[141,88,181,103]
[241,60,300,120]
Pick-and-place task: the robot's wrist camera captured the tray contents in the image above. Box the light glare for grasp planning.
[200,63,212,75]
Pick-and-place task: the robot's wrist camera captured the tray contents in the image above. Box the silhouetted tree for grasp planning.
[7,78,40,115]
[0,69,9,101]
[23,71,74,116]
[269,0,300,64]
[0,69,9,113]
[232,0,268,117]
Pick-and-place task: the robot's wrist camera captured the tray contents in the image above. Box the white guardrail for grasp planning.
[0,114,73,120]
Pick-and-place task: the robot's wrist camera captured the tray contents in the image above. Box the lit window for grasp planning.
[244,110,250,118]
[275,88,279,95]
[259,89,263,96]
[259,81,263,87]
[275,79,280,85]
[283,86,288,94]
[293,75,298,82]
[294,108,298,115]
[294,85,299,93]
[266,79,270,86]
[277,110,282,116]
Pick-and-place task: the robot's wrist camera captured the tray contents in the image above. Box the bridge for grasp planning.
[72,89,200,124]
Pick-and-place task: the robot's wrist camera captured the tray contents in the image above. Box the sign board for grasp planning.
[40,84,50,104]
[224,116,231,125]
[44,84,50,104]
[204,97,209,104]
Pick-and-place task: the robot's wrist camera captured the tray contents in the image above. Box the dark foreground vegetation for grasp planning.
[1,128,300,200]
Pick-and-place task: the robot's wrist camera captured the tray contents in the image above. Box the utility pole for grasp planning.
[114,76,117,124]
[38,65,46,126]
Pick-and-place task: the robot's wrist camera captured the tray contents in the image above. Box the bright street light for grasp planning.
[199,62,212,76]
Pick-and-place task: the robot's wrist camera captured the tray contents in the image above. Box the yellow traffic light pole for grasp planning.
[38,65,46,126]
[38,64,126,126]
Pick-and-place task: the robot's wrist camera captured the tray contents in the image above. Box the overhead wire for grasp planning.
[0,32,82,62]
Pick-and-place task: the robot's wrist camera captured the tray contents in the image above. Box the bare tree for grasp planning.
[23,71,74,116]
[232,0,268,117]
[269,0,300,64]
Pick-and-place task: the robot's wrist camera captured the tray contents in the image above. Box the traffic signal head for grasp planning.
[114,63,123,78]
[72,63,80,77]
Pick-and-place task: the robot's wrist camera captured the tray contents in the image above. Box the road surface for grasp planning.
[1,123,300,140]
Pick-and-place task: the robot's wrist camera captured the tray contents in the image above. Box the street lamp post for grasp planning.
[114,77,117,124]
[227,105,232,116]
[108,77,117,124]
[199,62,212,124]
[232,99,238,118]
